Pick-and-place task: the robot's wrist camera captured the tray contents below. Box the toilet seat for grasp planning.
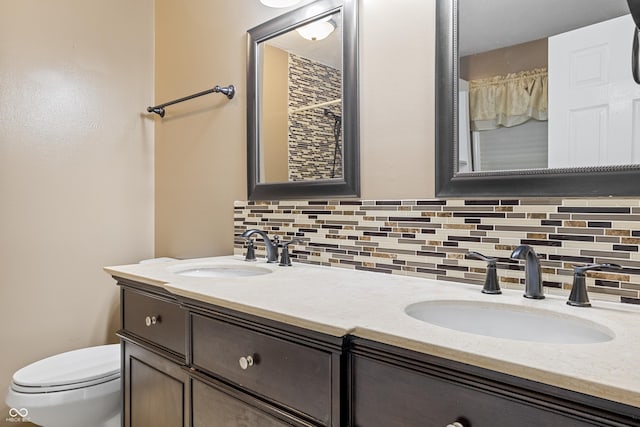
[11,344,120,394]
[11,371,120,393]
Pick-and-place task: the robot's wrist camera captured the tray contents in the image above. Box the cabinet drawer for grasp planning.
[122,288,186,356]
[191,313,332,424]
[352,355,616,427]
[192,379,295,427]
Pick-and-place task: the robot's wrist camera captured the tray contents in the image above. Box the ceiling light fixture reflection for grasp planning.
[296,19,335,41]
[259,0,302,7]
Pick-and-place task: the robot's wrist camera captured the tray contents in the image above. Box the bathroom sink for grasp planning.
[404,300,614,344]
[170,264,272,278]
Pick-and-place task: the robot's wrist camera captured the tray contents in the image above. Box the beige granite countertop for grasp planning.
[105,255,640,408]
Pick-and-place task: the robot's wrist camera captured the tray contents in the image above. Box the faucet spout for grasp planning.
[510,245,545,299]
[241,229,279,263]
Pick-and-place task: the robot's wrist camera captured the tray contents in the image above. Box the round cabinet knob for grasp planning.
[145,315,158,327]
[239,355,254,370]
[447,422,466,427]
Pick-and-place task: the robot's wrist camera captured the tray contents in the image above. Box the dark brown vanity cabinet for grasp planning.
[116,278,345,427]
[116,278,640,427]
[349,338,640,427]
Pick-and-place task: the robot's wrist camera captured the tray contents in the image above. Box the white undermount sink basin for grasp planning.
[405,300,614,344]
[170,264,272,278]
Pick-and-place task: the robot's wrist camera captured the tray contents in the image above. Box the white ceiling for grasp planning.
[265,11,342,70]
[459,0,630,56]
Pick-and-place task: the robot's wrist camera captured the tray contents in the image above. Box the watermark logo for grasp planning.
[9,409,27,418]
[6,407,30,423]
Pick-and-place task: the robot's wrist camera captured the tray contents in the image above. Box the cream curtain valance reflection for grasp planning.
[468,68,548,131]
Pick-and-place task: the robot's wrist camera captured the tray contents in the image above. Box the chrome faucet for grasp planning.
[510,245,545,299]
[240,229,279,263]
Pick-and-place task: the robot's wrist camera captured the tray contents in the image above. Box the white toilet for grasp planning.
[5,344,121,427]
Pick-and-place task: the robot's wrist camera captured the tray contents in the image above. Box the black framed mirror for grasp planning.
[247,0,359,200]
[436,0,640,197]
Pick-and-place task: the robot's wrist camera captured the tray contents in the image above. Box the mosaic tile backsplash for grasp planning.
[234,199,640,305]
[288,54,343,181]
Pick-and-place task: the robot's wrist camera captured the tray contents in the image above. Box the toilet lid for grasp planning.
[12,344,120,390]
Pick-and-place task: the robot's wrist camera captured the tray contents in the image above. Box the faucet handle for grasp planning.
[466,252,501,294]
[278,239,302,266]
[244,238,257,262]
[568,263,622,307]
[467,251,497,264]
[573,263,621,275]
[277,237,301,247]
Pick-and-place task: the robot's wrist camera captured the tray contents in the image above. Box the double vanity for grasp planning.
[106,255,640,426]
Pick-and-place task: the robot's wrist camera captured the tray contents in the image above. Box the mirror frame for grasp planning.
[247,0,359,200]
[435,0,640,198]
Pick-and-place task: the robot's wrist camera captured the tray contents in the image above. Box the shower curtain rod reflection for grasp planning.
[147,84,235,117]
[290,99,341,114]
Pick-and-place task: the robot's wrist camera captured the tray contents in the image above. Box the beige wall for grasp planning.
[359,1,435,199]
[460,38,548,80]
[154,0,436,259]
[0,1,154,424]
[262,44,290,183]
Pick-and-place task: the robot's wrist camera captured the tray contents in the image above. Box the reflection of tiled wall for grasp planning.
[288,54,342,181]
[234,198,640,305]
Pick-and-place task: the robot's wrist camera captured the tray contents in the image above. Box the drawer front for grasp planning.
[191,313,332,424]
[352,355,601,427]
[123,289,186,356]
[192,379,295,427]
